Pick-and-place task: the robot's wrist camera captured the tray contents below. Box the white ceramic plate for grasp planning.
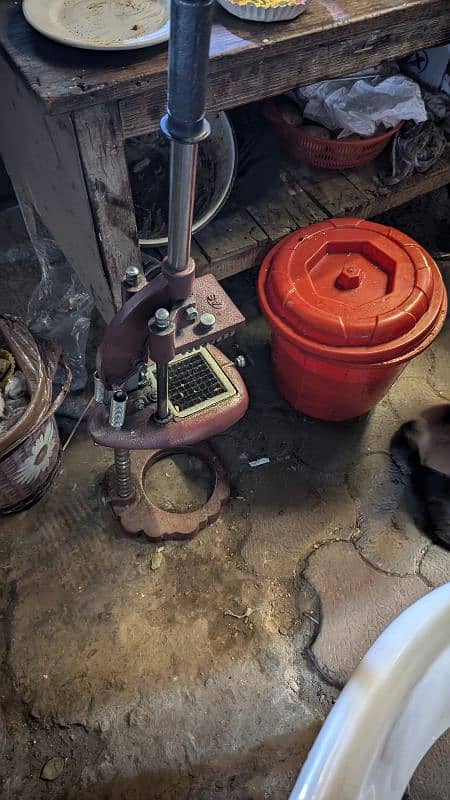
[23,0,170,51]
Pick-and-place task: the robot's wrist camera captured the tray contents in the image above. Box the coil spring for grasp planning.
[114,449,132,498]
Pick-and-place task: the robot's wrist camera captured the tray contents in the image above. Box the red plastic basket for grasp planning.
[264,100,401,170]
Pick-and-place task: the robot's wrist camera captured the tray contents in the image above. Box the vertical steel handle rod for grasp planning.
[167,142,197,271]
[161,0,214,273]
[156,363,170,422]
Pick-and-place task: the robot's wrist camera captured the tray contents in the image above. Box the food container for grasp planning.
[264,100,401,169]
[258,219,447,421]
[216,0,307,23]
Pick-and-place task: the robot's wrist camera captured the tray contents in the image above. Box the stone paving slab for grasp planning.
[1,434,328,800]
[303,540,430,686]
[420,544,450,587]
[388,375,447,423]
[348,451,405,525]
[240,463,357,579]
[355,511,428,576]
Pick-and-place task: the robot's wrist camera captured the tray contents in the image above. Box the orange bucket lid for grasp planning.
[259,219,447,364]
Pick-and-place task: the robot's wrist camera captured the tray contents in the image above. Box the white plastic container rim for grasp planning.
[290,582,450,800]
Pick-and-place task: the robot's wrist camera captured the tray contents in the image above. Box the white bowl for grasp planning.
[130,112,237,248]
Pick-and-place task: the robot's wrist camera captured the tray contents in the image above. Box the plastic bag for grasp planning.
[27,237,93,391]
[0,372,30,434]
[294,68,427,137]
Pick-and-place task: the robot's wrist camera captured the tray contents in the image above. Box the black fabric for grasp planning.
[391,419,450,549]
[420,466,450,547]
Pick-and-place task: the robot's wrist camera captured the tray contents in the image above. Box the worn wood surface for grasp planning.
[0,53,117,321]
[245,176,327,240]
[188,148,450,281]
[286,164,369,219]
[345,151,450,218]
[74,104,142,310]
[120,5,450,137]
[0,0,449,118]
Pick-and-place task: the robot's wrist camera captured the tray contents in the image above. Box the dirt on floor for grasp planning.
[0,191,450,799]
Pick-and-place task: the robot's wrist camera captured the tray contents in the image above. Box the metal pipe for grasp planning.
[109,389,128,429]
[114,448,133,498]
[165,0,214,143]
[124,266,140,287]
[93,371,105,404]
[167,142,198,271]
[155,363,170,422]
[161,0,214,274]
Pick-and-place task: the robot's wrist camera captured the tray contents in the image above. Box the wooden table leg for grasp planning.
[0,55,119,323]
[74,103,142,312]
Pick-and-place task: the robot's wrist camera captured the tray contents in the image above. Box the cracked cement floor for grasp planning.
[1,191,450,799]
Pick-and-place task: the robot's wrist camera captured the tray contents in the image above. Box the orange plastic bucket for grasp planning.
[258,219,447,421]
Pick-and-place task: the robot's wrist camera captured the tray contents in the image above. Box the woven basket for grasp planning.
[264,100,401,170]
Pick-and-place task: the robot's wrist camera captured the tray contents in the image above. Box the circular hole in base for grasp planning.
[143,453,214,513]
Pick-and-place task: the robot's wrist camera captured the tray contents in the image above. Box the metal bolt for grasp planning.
[155,308,170,330]
[125,266,140,287]
[137,364,149,389]
[185,305,198,323]
[235,355,246,369]
[134,397,147,411]
[200,312,215,330]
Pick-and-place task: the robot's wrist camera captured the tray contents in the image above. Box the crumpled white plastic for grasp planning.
[294,68,427,137]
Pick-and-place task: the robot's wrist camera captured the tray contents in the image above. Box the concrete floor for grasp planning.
[1,194,450,799]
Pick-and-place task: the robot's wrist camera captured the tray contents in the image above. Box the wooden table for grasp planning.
[0,0,449,320]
